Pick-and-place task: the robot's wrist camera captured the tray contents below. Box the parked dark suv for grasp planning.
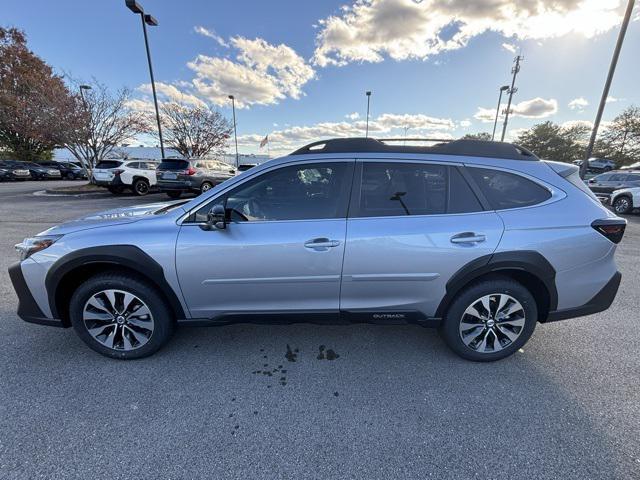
[157,159,235,198]
[587,170,640,197]
[39,161,87,180]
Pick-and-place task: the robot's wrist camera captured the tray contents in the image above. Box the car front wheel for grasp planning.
[69,273,175,359]
[612,196,632,215]
[439,276,537,362]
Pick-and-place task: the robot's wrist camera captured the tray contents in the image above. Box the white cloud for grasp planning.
[237,112,456,154]
[137,82,208,108]
[502,42,517,53]
[606,95,620,103]
[188,37,315,108]
[313,0,624,66]
[194,26,229,48]
[568,97,589,111]
[460,119,472,128]
[475,97,558,122]
[346,112,360,120]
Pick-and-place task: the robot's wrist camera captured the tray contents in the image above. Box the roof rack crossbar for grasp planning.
[289,137,538,161]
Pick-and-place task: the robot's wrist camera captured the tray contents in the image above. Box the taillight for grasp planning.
[592,219,626,244]
[113,169,124,176]
[186,167,196,175]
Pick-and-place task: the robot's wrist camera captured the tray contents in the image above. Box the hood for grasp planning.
[38,200,188,236]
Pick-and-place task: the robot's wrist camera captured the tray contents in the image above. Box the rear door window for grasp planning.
[467,167,551,210]
[159,160,189,170]
[352,163,482,217]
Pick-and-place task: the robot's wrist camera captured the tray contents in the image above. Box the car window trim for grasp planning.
[180,158,356,225]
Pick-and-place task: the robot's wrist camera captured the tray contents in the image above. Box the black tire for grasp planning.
[69,272,175,359]
[166,191,182,199]
[65,172,75,180]
[133,178,150,196]
[108,186,125,194]
[439,275,537,362]
[200,181,213,194]
[612,195,632,215]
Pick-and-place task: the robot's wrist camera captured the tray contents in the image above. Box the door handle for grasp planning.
[304,238,341,249]
[450,232,486,244]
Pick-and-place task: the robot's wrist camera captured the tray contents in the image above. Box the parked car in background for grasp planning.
[92,159,159,196]
[5,161,61,180]
[9,138,626,361]
[573,158,617,173]
[157,159,235,198]
[0,161,32,181]
[609,186,640,215]
[621,161,640,170]
[39,161,87,180]
[586,170,640,196]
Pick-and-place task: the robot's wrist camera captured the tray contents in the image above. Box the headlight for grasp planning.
[15,235,62,260]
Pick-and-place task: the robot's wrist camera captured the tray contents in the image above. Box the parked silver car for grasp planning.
[10,138,626,361]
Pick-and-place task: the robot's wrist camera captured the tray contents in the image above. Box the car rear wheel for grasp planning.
[439,276,537,362]
[612,196,632,215]
[200,181,213,194]
[166,191,181,199]
[69,273,174,359]
[133,178,150,196]
[65,172,75,180]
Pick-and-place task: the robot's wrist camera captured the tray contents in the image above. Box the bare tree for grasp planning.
[158,103,232,158]
[64,82,149,174]
[0,27,79,160]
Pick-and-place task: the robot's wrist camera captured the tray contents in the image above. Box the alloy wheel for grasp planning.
[614,197,630,214]
[458,293,525,354]
[83,289,154,351]
[135,181,149,195]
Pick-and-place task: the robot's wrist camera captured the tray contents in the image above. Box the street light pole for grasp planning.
[582,0,635,178]
[78,85,92,179]
[125,0,165,159]
[492,85,510,141]
[500,55,523,142]
[228,95,239,168]
[365,91,372,138]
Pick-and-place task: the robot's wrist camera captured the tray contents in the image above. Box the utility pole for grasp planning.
[365,91,372,138]
[228,95,239,168]
[500,55,523,142]
[492,85,510,141]
[582,0,635,178]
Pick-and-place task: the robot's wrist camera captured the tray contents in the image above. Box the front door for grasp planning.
[176,160,354,319]
[340,160,503,320]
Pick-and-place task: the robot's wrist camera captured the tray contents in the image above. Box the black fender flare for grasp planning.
[45,245,186,320]
[434,250,558,319]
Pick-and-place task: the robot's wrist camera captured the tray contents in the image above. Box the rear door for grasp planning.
[176,160,354,318]
[340,160,503,320]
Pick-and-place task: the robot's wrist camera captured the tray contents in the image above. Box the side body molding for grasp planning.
[434,250,558,320]
[45,245,187,321]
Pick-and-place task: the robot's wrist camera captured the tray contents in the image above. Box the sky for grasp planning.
[3,0,639,156]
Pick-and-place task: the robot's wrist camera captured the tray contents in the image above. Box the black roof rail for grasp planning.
[289,137,538,161]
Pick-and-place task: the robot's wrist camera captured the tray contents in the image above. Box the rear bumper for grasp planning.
[94,176,124,187]
[157,180,199,192]
[8,262,63,327]
[544,271,621,322]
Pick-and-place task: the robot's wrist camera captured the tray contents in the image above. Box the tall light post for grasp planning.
[582,0,635,178]
[500,55,523,142]
[78,85,93,179]
[228,95,239,167]
[365,91,372,138]
[492,85,510,141]
[78,84,92,104]
[125,0,165,159]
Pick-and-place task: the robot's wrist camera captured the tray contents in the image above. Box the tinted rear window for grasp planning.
[95,161,123,169]
[159,160,189,170]
[468,167,551,210]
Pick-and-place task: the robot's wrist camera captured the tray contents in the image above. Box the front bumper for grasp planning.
[8,262,63,327]
[545,271,621,322]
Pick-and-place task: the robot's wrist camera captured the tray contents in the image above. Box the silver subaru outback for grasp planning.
[9,138,626,361]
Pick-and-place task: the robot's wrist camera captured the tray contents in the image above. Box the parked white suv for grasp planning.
[610,186,640,214]
[93,159,159,196]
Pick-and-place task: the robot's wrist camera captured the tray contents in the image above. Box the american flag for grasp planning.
[259,135,269,148]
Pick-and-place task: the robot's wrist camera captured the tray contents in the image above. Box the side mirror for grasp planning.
[207,204,226,230]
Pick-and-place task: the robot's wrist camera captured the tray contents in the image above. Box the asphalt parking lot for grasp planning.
[0,181,639,480]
